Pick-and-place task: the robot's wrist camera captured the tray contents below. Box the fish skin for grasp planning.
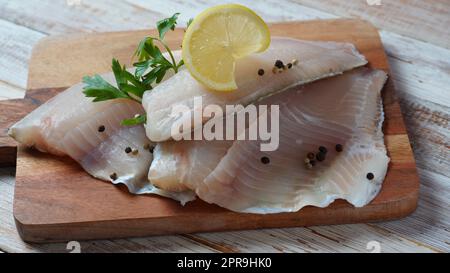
[149,140,233,192]
[8,51,195,204]
[149,68,389,213]
[142,37,368,142]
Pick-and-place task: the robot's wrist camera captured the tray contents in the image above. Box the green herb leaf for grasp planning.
[135,38,155,62]
[121,114,147,126]
[83,59,150,103]
[134,59,153,78]
[135,38,150,62]
[112,59,149,100]
[156,68,167,84]
[142,66,162,86]
[157,13,180,40]
[134,53,171,79]
[121,69,149,97]
[112,59,127,87]
[82,75,129,102]
[133,33,178,86]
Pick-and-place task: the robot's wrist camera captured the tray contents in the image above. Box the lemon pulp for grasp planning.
[182,4,271,91]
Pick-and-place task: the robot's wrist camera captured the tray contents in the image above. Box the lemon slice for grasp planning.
[182,4,270,91]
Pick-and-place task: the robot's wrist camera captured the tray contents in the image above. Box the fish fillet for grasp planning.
[149,68,389,212]
[149,140,233,192]
[9,55,195,204]
[142,37,368,142]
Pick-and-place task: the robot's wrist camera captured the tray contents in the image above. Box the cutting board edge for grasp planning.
[14,190,418,243]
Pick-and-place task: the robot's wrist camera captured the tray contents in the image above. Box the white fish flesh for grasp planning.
[149,140,233,192]
[142,37,368,142]
[9,58,195,204]
[149,68,389,212]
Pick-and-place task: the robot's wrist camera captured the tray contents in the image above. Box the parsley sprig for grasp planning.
[133,13,184,84]
[82,13,183,126]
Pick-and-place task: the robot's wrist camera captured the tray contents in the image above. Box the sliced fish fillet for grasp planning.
[149,68,389,213]
[143,37,368,142]
[9,54,195,204]
[149,140,233,192]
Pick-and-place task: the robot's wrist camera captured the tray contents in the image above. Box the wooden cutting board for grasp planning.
[0,19,419,243]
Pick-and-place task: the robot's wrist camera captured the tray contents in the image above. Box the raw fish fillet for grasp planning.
[149,140,233,192]
[142,37,368,142]
[150,68,389,213]
[9,57,195,204]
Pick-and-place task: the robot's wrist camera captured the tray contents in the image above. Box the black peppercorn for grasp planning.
[110,173,118,181]
[258,69,265,76]
[335,144,343,152]
[98,125,105,132]
[316,152,326,162]
[319,146,328,154]
[261,156,270,164]
[366,173,375,180]
[274,60,284,69]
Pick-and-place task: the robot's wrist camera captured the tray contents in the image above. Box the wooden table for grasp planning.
[0,0,448,253]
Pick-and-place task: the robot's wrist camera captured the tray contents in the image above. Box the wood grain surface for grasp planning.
[299,0,450,50]
[0,19,420,243]
[0,0,448,253]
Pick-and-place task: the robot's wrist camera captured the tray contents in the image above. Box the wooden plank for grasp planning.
[0,81,24,101]
[27,31,154,89]
[379,96,450,252]
[0,167,50,253]
[381,30,450,108]
[0,20,417,243]
[190,224,438,253]
[0,0,165,34]
[127,0,336,22]
[400,98,449,176]
[0,19,44,95]
[298,0,450,49]
[377,169,450,252]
